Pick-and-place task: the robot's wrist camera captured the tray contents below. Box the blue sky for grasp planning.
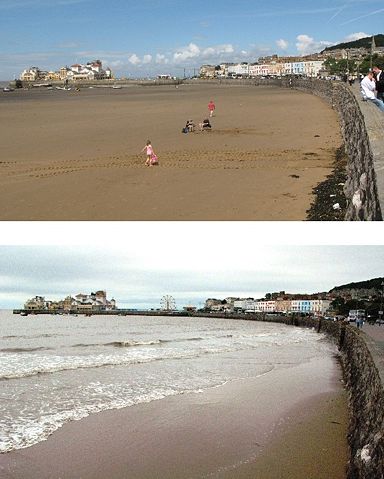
[0,0,383,79]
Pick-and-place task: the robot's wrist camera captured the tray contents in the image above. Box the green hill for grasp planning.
[322,34,384,53]
[330,277,384,292]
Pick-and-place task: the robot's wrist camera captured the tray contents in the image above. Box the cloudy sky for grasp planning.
[1,223,383,309]
[0,0,382,80]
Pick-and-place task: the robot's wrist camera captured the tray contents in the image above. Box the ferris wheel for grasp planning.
[160,295,176,311]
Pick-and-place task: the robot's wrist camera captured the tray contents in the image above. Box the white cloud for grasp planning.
[126,53,153,67]
[155,54,168,64]
[172,43,235,64]
[173,43,201,63]
[128,54,141,65]
[296,34,333,55]
[202,44,234,57]
[276,39,289,51]
[343,32,370,42]
[292,32,371,57]
[201,47,215,56]
[142,54,152,64]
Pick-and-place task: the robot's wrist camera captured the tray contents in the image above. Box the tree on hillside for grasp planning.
[323,54,384,76]
[322,34,384,53]
[331,276,384,292]
[323,58,357,75]
[358,54,384,74]
[330,297,366,315]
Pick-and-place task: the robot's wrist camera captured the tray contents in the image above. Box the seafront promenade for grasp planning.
[364,323,384,350]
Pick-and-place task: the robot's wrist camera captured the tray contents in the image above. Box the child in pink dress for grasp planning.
[141,140,155,166]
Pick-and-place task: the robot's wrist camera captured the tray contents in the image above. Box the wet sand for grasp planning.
[0,83,342,220]
[0,357,348,479]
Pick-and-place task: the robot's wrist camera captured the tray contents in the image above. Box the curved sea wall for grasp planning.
[288,315,384,479]
[255,314,384,478]
[190,77,383,220]
[256,77,383,221]
[340,325,384,478]
[194,312,384,477]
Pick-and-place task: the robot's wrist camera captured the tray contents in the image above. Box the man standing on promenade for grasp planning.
[360,71,384,112]
[373,65,384,102]
[356,316,364,329]
[208,100,216,117]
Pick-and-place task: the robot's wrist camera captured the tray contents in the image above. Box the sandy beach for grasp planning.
[0,356,348,479]
[0,83,342,220]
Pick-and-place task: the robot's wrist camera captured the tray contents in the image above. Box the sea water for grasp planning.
[0,311,337,453]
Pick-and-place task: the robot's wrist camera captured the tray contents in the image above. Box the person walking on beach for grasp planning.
[141,140,156,166]
[208,100,215,117]
[373,65,384,102]
[360,71,384,112]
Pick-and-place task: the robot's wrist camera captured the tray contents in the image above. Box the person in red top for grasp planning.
[208,100,215,117]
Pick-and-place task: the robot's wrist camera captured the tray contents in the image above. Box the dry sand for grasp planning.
[0,357,348,479]
[0,83,342,220]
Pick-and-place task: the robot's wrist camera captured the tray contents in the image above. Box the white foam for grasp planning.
[0,344,239,380]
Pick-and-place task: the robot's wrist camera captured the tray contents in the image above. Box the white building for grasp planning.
[74,290,116,311]
[69,60,111,80]
[253,301,277,312]
[199,65,216,78]
[20,67,40,81]
[291,62,305,75]
[233,300,247,310]
[303,61,324,77]
[227,63,250,77]
[310,300,331,315]
[281,63,293,75]
[248,63,281,77]
[24,296,46,310]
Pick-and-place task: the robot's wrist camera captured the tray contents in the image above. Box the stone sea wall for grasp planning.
[287,315,384,478]
[198,77,383,220]
[195,312,384,477]
[264,315,384,478]
[340,325,384,478]
[257,77,383,220]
